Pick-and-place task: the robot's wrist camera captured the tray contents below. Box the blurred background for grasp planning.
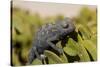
[11,1,97,66]
[12,1,96,18]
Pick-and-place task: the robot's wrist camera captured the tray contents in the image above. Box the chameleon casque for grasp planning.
[27,18,75,64]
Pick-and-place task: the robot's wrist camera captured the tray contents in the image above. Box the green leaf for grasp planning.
[32,59,42,65]
[64,47,78,56]
[44,50,63,63]
[90,35,97,46]
[82,40,97,61]
[21,48,29,62]
[13,15,24,34]
[60,53,68,63]
[12,48,21,66]
[48,58,57,64]
[77,34,83,43]
[64,38,78,56]
[70,36,91,61]
[77,42,90,62]
[78,24,91,39]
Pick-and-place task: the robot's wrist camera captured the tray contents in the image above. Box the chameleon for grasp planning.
[27,17,75,65]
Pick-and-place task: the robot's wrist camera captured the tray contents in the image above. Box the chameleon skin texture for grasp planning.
[27,18,75,64]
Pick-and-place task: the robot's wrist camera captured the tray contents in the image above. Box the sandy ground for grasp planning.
[12,1,96,18]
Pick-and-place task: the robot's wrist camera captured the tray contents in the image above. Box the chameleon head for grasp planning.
[56,17,75,36]
[56,17,74,29]
[61,20,69,28]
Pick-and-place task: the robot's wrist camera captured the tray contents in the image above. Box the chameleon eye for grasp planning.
[62,21,68,28]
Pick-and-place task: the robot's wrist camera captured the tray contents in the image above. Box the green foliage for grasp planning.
[32,59,42,65]
[11,7,97,66]
[63,39,78,56]
[44,50,64,63]
[82,40,97,60]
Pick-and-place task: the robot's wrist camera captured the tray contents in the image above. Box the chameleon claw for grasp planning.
[58,48,63,54]
[40,54,46,60]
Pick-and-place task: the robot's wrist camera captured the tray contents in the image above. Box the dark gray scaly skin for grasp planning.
[27,18,75,65]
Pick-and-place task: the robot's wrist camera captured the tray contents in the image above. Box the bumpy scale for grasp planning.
[27,18,75,64]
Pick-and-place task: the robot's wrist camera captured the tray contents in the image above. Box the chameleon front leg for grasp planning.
[32,47,42,60]
[47,36,63,54]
